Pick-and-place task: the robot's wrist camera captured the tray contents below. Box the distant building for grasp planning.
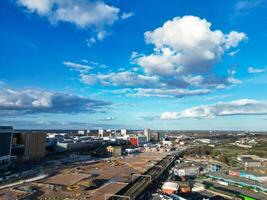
[198,139,211,144]
[129,136,147,146]
[244,159,262,168]
[158,132,165,142]
[56,138,103,152]
[144,128,151,142]
[177,167,199,176]
[98,129,104,138]
[237,155,262,167]
[162,138,172,146]
[12,132,46,161]
[106,145,122,157]
[78,130,86,135]
[121,129,127,137]
[0,126,13,169]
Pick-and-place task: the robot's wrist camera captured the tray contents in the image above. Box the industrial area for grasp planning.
[0,126,267,200]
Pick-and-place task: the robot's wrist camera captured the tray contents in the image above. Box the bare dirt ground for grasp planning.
[0,151,166,200]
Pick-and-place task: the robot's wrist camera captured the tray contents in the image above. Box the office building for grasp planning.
[129,136,147,146]
[144,128,151,142]
[121,129,127,137]
[12,132,46,161]
[106,145,122,157]
[98,129,104,138]
[0,126,13,169]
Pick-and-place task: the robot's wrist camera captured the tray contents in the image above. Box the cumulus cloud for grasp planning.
[17,0,123,45]
[160,112,178,120]
[17,0,120,28]
[68,16,247,98]
[136,16,247,76]
[0,87,110,115]
[63,61,92,72]
[161,99,267,119]
[248,66,267,74]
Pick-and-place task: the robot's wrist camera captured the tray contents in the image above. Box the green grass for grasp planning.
[185,142,267,167]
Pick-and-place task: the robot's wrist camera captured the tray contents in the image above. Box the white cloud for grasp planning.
[235,0,263,11]
[227,69,242,84]
[18,0,53,15]
[106,88,210,98]
[86,37,97,46]
[81,59,89,63]
[136,16,247,76]
[86,30,109,46]
[161,99,267,119]
[224,31,247,49]
[121,12,134,20]
[80,71,160,87]
[68,16,247,99]
[17,0,123,45]
[205,94,231,101]
[128,88,210,98]
[18,0,120,28]
[63,61,92,72]
[161,112,178,120]
[228,49,240,57]
[0,87,110,115]
[99,117,115,121]
[248,66,267,74]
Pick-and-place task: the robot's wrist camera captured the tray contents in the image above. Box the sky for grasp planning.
[0,0,267,130]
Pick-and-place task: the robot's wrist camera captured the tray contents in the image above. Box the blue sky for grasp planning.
[1,0,267,130]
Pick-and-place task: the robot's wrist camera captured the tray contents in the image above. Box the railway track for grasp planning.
[107,155,176,200]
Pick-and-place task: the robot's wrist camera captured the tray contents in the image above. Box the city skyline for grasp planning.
[1,0,267,130]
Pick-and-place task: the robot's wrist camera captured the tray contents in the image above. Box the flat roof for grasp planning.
[162,182,179,190]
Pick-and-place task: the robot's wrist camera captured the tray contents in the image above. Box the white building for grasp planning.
[121,129,127,137]
[144,128,151,142]
[98,129,104,138]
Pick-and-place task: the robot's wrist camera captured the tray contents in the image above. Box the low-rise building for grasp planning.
[162,182,179,195]
[106,145,122,157]
[243,158,262,167]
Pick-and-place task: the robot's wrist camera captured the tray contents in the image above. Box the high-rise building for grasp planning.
[0,126,13,169]
[121,129,127,137]
[144,128,151,142]
[12,132,46,161]
[98,129,104,138]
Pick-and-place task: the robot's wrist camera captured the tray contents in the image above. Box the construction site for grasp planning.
[0,151,167,200]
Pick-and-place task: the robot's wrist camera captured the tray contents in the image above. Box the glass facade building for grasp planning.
[0,126,13,166]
